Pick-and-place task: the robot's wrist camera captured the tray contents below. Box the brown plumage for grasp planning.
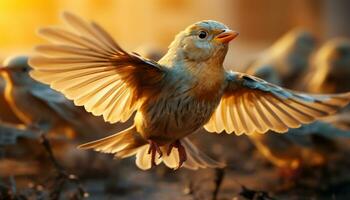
[28,12,350,170]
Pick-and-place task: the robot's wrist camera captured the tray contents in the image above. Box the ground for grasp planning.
[2,129,350,200]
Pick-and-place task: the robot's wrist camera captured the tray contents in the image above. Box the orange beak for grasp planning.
[214,29,239,44]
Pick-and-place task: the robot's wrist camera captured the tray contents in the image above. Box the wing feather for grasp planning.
[243,93,265,133]
[204,71,350,135]
[29,12,165,123]
[237,95,251,133]
[35,45,108,59]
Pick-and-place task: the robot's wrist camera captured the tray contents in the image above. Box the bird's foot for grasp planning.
[147,140,163,167]
[167,140,187,169]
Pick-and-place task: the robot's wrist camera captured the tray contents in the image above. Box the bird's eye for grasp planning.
[198,30,208,39]
[22,68,28,73]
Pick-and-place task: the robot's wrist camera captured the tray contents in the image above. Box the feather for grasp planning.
[204,72,350,135]
[29,12,165,124]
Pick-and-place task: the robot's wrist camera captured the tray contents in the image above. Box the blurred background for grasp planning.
[1,0,350,67]
[1,0,350,200]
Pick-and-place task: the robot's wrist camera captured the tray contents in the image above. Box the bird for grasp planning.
[246,29,316,89]
[0,55,107,139]
[28,12,350,170]
[304,38,350,129]
[248,122,350,172]
[305,38,350,94]
[0,72,21,124]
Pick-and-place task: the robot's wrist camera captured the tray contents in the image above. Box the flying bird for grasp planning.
[29,12,350,170]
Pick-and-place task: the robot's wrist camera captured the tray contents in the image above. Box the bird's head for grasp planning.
[329,40,350,74]
[290,31,316,56]
[268,30,316,78]
[159,20,239,67]
[0,56,34,86]
[309,39,350,93]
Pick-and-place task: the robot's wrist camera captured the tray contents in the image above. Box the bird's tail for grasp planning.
[78,125,147,159]
[78,126,225,170]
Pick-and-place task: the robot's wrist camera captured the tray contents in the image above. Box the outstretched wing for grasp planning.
[204,71,350,135]
[29,12,166,123]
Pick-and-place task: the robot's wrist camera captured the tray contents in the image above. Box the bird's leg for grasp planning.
[167,140,187,169]
[147,140,163,167]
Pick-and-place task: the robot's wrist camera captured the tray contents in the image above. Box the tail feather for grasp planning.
[182,138,226,170]
[78,125,146,155]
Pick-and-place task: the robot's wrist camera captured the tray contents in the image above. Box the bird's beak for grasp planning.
[214,29,239,44]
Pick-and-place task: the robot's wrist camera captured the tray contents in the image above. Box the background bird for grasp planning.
[29,12,350,170]
[0,55,114,139]
[305,39,350,94]
[304,39,350,129]
[245,36,350,175]
[0,70,21,124]
[246,29,317,89]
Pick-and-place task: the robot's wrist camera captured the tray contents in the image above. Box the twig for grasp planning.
[40,135,88,200]
[40,135,64,173]
[212,168,225,200]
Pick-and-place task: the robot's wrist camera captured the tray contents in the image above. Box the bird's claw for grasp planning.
[147,140,163,167]
[167,140,187,169]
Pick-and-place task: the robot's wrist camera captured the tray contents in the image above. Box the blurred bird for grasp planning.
[246,30,316,89]
[248,116,350,174]
[0,55,105,139]
[246,56,350,175]
[29,12,350,170]
[304,38,350,129]
[306,39,350,94]
[0,74,21,124]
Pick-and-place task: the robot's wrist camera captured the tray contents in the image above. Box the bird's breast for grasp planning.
[135,83,223,144]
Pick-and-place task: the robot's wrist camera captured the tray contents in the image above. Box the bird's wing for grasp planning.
[204,71,350,135]
[29,12,166,123]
